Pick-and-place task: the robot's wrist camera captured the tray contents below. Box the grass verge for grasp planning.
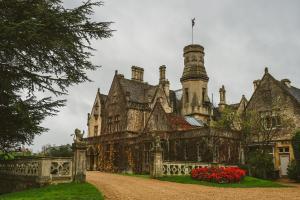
[0,182,104,200]
[157,176,288,188]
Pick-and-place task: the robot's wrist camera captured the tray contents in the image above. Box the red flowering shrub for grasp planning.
[191,167,246,184]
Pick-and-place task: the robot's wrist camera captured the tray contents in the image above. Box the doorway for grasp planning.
[279,155,289,176]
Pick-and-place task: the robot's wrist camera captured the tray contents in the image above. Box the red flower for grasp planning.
[191,166,246,184]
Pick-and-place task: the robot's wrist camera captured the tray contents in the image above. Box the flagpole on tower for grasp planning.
[191,18,195,44]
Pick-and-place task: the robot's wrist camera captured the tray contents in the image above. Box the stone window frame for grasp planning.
[278,147,289,154]
[114,115,121,132]
[260,110,282,130]
[107,117,113,133]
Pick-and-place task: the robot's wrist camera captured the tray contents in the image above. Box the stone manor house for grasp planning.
[85,44,300,177]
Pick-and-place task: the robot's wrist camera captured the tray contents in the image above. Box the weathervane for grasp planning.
[191,18,195,44]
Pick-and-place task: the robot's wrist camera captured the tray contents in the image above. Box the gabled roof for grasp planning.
[246,68,300,110]
[118,77,157,103]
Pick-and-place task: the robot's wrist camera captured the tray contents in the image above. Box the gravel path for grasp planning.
[87,171,300,200]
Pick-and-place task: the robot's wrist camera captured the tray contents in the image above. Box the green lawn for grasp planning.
[157,176,287,188]
[0,182,104,200]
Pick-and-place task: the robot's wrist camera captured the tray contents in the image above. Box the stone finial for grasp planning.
[253,79,260,91]
[265,67,269,74]
[218,85,226,111]
[97,88,100,93]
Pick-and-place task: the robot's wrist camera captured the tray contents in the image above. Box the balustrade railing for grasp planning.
[0,157,73,183]
[162,161,210,176]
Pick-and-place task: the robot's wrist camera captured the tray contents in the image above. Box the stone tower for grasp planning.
[180,44,210,122]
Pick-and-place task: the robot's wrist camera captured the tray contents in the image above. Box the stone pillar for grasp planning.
[150,136,163,178]
[72,142,87,182]
[37,158,52,185]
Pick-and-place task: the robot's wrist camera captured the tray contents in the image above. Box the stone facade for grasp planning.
[86,44,241,174]
[86,44,300,176]
[243,68,300,176]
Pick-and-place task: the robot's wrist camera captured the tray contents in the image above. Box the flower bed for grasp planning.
[191,167,246,184]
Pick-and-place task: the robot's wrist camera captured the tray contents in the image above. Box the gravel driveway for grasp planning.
[87,171,300,200]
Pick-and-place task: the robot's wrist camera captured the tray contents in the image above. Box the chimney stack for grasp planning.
[159,65,166,83]
[253,80,260,91]
[159,65,170,98]
[131,66,144,82]
[219,85,226,111]
[281,79,291,88]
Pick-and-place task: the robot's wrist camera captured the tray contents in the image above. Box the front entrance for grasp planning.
[279,155,289,176]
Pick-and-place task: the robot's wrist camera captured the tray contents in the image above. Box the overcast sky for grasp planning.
[30,0,300,152]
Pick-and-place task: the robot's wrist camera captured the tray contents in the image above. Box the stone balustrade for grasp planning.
[162,161,209,176]
[162,161,236,176]
[0,157,73,194]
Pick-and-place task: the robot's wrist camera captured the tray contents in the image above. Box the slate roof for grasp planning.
[118,77,157,103]
[271,78,300,105]
[282,85,300,103]
[288,86,300,103]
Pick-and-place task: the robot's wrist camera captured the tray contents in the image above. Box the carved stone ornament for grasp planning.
[72,128,85,143]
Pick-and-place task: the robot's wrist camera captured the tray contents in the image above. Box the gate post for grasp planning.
[150,136,163,178]
[72,129,87,182]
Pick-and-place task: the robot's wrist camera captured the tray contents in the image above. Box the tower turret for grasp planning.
[181,44,210,122]
[181,44,208,82]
